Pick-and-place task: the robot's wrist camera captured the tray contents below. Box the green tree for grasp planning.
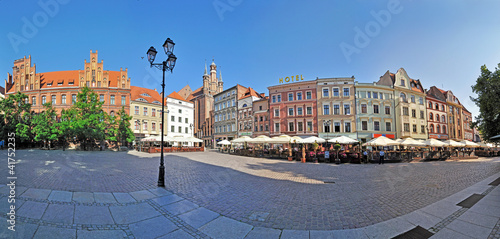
[71,86,109,150]
[471,64,500,141]
[32,103,59,148]
[56,108,78,151]
[0,92,33,146]
[116,106,135,147]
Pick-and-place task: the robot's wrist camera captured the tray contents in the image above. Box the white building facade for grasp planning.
[166,92,195,146]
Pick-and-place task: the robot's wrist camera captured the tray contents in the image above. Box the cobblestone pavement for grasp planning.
[0,149,499,232]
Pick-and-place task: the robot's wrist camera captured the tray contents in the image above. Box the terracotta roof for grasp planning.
[239,87,262,100]
[167,91,190,102]
[38,71,79,88]
[130,86,162,104]
[186,86,202,101]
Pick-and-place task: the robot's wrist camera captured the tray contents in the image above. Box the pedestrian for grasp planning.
[363,150,368,163]
[379,149,385,164]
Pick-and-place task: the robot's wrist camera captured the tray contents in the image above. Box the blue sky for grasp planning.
[1,0,500,118]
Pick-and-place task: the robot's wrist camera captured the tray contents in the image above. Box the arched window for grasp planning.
[436,125,440,133]
[428,102,432,108]
[400,93,406,102]
[436,114,439,122]
[429,113,433,121]
[430,124,434,133]
[441,105,445,111]
[442,125,446,134]
[442,115,446,123]
[435,103,439,110]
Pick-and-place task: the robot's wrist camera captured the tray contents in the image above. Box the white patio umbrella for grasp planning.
[301,136,326,144]
[141,135,174,142]
[269,135,293,144]
[400,138,426,147]
[250,135,272,143]
[460,140,480,148]
[217,140,232,145]
[363,136,399,146]
[476,142,490,148]
[290,136,304,144]
[423,138,447,147]
[328,136,358,144]
[443,140,464,147]
[185,136,203,143]
[231,136,252,143]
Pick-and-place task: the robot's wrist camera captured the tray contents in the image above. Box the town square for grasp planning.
[1,0,500,238]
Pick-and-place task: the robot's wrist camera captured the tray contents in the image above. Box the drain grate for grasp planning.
[323,181,335,184]
[392,226,433,239]
[457,194,484,208]
[488,177,500,186]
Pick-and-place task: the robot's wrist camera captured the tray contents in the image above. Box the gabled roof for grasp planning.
[130,86,162,104]
[410,79,424,93]
[239,87,262,100]
[186,86,202,101]
[167,91,190,102]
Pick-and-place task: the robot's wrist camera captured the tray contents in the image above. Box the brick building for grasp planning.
[130,86,163,140]
[5,51,131,115]
[252,96,270,137]
[426,86,449,140]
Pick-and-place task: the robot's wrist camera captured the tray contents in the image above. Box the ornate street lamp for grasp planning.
[146,38,177,187]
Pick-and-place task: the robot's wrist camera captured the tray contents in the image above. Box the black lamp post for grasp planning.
[146,38,177,187]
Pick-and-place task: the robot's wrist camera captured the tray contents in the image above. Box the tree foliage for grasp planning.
[0,92,32,145]
[32,103,58,148]
[471,64,500,141]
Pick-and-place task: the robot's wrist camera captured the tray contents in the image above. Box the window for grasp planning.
[333,105,340,115]
[373,104,379,114]
[323,105,330,115]
[289,122,294,131]
[185,118,188,123]
[185,127,188,134]
[61,95,66,105]
[324,123,330,133]
[277,95,281,102]
[135,106,139,115]
[441,105,445,111]
[272,95,276,103]
[403,107,409,116]
[333,88,339,97]
[274,108,280,117]
[429,102,433,108]
[404,123,410,132]
[265,125,269,131]
[275,123,280,132]
[100,94,104,102]
[385,106,390,115]
[32,96,36,106]
[178,117,181,123]
[171,126,175,132]
[152,122,156,131]
[419,97,423,105]
[134,121,139,130]
[51,95,56,105]
[436,114,439,122]
[121,96,126,105]
[344,122,351,132]
[367,92,371,98]
[412,109,416,118]
[288,93,293,101]
[344,104,351,115]
[429,113,433,121]
[373,92,378,99]
[297,122,303,132]
[334,122,341,132]
[442,115,446,123]
[306,91,311,99]
[297,107,303,115]
[343,88,350,97]
[178,126,182,133]
[110,95,115,105]
[374,121,380,131]
[362,121,368,130]
[413,124,417,133]
[435,103,439,110]
[307,107,312,115]
[143,107,148,116]
[322,88,329,97]
[442,126,446,134]
[400,93,406,102]
[297,92,302,100]
[361,104,367,113]
[430,124,434,133]
[232,99,235,107]
[420,110,424,119]
[307,122,313,131]
[150,109,155,117]
[380,93,384,99]
[386,122,391,131]
[288,108,294,116]
[178,109,182,113]
[436,125,440,133]
[411,95,415,103]
[72,95,76,104]
[400,79,405,86]
[171,116,175,121]
[421,125,425,133]
[143,121,148,131]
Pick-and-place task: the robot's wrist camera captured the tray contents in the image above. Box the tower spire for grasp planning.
[204,59,208,76]
[219,67,223,82]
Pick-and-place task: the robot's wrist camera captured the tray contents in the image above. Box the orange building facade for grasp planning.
[5,51,131,115]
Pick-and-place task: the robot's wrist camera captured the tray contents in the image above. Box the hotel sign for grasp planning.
[279,75,304,84]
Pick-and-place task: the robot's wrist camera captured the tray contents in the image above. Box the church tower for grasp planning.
[217,68,223,93]
[203,61,209,93]
[210,60,217,94]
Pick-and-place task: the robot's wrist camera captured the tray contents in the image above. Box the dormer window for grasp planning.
[47,82,53,86]
[137,98,147,102]
[152,101,161,104]
[400,79,405,86]
[140,93,151,97]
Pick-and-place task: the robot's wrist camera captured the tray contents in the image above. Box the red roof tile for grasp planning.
[130,86,162,104]
[167,91,190,102]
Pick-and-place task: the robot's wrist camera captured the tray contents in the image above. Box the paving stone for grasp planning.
[33,225,76,239]
[48,190,73,202]
[280,229,309,239]
[445,219,492,238]
[468,203,500,218]
[178,207,220,229]
[73,192,95,203]
[74,206,114,224]
[162,199,199,215]
[457,210,499,229]
[430,227,473,239]
[148,187,173,197]
[363,219,415,239]
[20,188,52,200]
[94,192,117,203]
[400,210,443,230]
[0,221,38,239]
[420,201,461,219]
[16,201,48,219]
[0,195,25,213]
[0,185,28,196]
[244,227,282,239]
[151,194,184,206]
[129,190,156,201]
[200,216,253,239]
[113,192,137,204]
[330,229,370,239]
[41,204,74,224]
[128,215,178,239]
[77,230,128,239]
[109,202,161,224]
[157,229,195,239]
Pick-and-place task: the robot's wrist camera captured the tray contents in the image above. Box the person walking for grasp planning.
[379,149,385,164]
[363,150,368,164]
